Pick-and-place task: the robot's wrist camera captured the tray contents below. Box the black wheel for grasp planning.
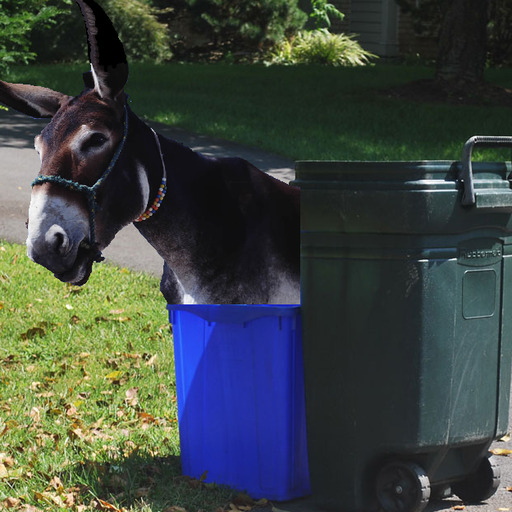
[376,461,431,512]
[452,455,500,503]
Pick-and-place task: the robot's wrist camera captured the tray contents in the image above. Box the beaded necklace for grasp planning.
[134,127,167,222]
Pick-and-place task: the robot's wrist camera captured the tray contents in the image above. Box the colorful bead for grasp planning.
[134,178,167,223]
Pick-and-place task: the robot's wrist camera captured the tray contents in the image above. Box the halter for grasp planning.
[31,105,167,262]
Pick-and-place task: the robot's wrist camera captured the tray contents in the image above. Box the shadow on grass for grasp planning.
[72,453,238,512]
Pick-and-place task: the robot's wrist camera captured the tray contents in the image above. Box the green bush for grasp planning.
[106,0,171,62]
[0,0,65,73]
[30,0,170,64]
[180,0,307,54]
[270,28,376,66]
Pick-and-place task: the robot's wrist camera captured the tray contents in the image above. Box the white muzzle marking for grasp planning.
[26,190,89,271]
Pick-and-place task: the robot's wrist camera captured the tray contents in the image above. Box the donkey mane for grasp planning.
[0,0,300,305]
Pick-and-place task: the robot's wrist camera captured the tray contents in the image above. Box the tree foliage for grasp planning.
[30,0,170,64]
[175,0,307,55]
[309,0,344,29]
[0,0,66,73]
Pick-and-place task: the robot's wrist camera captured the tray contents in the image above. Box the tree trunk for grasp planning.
[435,0,488,89]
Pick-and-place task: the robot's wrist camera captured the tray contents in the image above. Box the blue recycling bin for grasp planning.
[167,304,310,501]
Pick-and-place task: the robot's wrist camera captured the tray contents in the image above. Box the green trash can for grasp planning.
[292,136,512,512]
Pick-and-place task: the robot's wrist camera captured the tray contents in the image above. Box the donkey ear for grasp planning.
[75,0,128,101]
[0,81,70,118]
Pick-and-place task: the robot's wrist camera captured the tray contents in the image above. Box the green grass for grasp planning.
[5,62,512,162]
[0,241,238,512]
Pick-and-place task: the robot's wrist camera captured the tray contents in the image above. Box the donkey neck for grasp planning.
[127,113,210,286]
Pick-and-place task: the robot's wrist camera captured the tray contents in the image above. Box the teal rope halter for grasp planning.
[31,105,129,261]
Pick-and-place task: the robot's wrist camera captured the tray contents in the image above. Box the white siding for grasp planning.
[345,0,400,57]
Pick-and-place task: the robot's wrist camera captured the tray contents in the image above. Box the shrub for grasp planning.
[309,0,344,29]
[106,0,171,62]
[0,0,64,73]
[177,0,307,55]
[30,0,170,64]
[270,28,376,66]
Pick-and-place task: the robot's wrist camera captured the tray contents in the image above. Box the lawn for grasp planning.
[0,242,238,512]
[5,62,512,163]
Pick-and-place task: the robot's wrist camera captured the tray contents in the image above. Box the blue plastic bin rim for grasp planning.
[167,304,301,325]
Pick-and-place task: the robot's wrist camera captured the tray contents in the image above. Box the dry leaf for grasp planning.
[490,448,512,456]
[2,497,21,508]
[145,354,157,366]
[95,498,124,511]
[49,475,64,493]
[138,412,156,423]
[125,388,139,407]
[105,371,123,381]
[21,327,45,340]
[499,433,511,442]
[30,407,41,423]
[0,463,8,479]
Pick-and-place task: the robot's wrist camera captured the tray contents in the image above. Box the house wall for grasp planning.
[329,0,437,59]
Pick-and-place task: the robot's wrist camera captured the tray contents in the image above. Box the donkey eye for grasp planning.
[82,132,107,152]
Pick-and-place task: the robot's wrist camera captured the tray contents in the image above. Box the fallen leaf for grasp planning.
[30,407,41,423]
[490,448,512,456]
[2,497,21,508]
[125,388,138,407]
[0,455,15,467]
[21,327,45,340]
[105,371,123,381]
[452,506,465,511]
[499,433,511,442]
[95,498,124,511]
[137,412,156,423]
[0,463,8,478]
[49,475,64,493]
[145,354,157,366]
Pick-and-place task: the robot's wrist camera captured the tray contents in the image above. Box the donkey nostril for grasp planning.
[54,232,65,252]
[46,226,70,256]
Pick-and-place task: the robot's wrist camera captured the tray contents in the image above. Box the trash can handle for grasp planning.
[461,135,512,206]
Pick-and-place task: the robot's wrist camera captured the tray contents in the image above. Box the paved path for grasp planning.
[0,109,510,512]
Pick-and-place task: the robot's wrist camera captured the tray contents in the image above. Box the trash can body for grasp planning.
[293,160,512,511]
[167,304,310,501]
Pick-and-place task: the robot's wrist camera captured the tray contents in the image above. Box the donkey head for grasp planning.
[0,0,139,285]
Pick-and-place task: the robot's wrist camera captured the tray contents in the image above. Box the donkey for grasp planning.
[0,0,300,304]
